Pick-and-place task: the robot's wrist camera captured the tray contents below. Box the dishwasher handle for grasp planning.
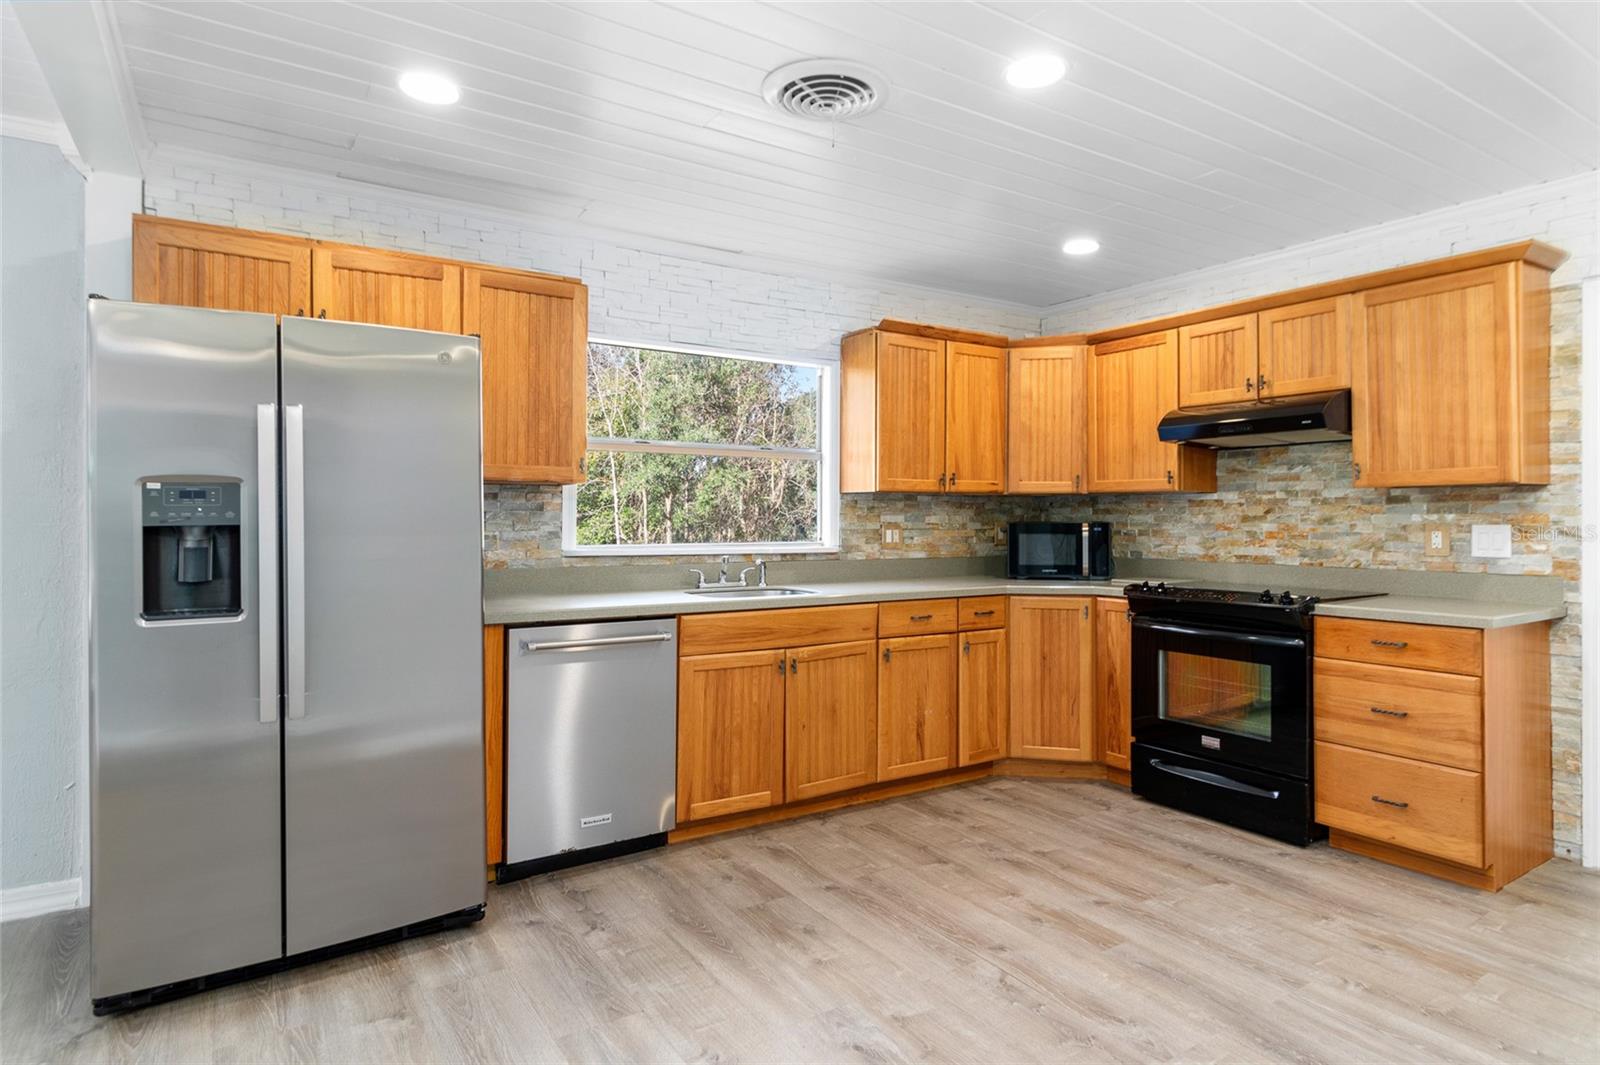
[519,632,674,654]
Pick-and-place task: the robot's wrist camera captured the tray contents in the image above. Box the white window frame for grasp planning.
[561,336,840,556]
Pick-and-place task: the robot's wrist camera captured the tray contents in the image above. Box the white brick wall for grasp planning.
[1042,173,1597,333]
[140,154,1042,359]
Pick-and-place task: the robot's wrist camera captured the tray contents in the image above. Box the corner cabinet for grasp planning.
[131,215,589,485]
[1007,342,1088,494]
[840,329,1005,494]
[1093,598,1132,772]
[1352,263,1550,487]
[1087,330,1216,493]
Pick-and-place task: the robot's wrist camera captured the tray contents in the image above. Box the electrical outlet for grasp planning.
[1424,525,1450,557]
[1471,524,1512,559]
[882,527,901,545]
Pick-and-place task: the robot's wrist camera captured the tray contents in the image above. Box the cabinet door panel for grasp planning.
[785,640,877,801]
[877,635,957,781]
[1353,265,1515,486]
[876,333,946,492]
[1007,344,1086,494]
[1178,314,1257,407]
[678,650,786,822]
[1010,597,1095,762]
[463,267,588,484]
[1088,330,1209,492]
[133,216,310,316]
[312,245,460,332]
[1258,295,1351,398]
[945,342,1006,493]
[1093,598,1132,771]
[958,629,1007,766]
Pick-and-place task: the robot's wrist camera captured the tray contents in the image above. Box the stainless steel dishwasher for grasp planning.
[501,618,678,881]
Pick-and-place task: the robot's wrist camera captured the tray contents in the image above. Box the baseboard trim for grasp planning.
[1,878,83,922]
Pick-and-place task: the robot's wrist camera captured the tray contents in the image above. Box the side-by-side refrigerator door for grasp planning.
[88,301,283,1002]
[279,317,485,956]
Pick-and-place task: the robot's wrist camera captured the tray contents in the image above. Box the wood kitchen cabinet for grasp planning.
[311,244,461,332]
[1178,313,1257,407]
[133,215,311,316]
[1257,294,1352,398]
[1087,330,1216,493]
[957,626,1008,766]
[1009,597,1096,761]
[1353,263,1550,487]
[840,327,1005,494]
[1093,597,1132,772]
[676,649,787,822]
[785,640,878,802]
[1007,342,1087,494]
[878,634,957,781]
[463,266,589,485]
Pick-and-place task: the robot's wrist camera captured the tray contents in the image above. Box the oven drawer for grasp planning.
[879,598,958,637]
[957,596,1007,630]
[1314,658,1482,771]
[1131,743,1318,846]
[1314,741,1483,867]
[1314,617,1482,676]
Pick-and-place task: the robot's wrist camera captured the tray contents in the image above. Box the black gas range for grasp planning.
[1124,581,1385,846]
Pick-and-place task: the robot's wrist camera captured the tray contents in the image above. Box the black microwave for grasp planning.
[1008,522,1112,580]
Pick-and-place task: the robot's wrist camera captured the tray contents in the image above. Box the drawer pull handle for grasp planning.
[1370,795,1410,809]
[1369,706,1410,718]
[1370,639,1409,649]
[910,613,934,622]
[973,609,995,617]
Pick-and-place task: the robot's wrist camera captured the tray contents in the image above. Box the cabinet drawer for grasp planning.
[879,599,958,637]
[1314,658,1482,770]
[1315,617,1482,675]
[958,596,1007,630]
[678,604,878,656]
[1314,741,1483,868]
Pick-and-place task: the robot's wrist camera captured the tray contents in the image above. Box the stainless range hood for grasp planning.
[1157,390,1352,448]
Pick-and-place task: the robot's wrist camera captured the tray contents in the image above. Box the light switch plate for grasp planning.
[1424,525,1450,556]
[882,527,901,544]
[1471,524,1513,558]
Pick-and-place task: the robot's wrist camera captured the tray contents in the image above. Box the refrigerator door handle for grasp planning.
[257,404,280,724]
[285,403,307,720]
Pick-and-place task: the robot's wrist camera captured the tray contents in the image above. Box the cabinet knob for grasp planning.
[1245,377,1254,392]
[938,473,947,490]
[790,657,798,673]
[882,648,892,662]
[963,640,970,654]
[1257,373,1267,393]
[1166,469,1174,485]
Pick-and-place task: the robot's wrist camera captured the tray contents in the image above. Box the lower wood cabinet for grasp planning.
[878,634,957,781]
[677,649,787,822]
[1093,598,1132,771]
[957,627,1007,766]
[785,640,878,802]
[1010,597,1096,761]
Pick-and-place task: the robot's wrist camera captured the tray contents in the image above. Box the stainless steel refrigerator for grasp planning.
[88,300,486,1013]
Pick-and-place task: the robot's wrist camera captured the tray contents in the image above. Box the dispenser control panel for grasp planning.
[141,481,242,526]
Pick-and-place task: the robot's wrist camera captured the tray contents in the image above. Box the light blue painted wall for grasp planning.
[1,135,86,891]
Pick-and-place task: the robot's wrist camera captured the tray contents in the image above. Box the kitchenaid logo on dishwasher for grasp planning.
[579,813,613,829]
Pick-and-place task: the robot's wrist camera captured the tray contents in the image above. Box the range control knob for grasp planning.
[1155,582,1168,593]
[1279,591,1296,605]
[1258,589,1275,603]
[1139,581,1152,592]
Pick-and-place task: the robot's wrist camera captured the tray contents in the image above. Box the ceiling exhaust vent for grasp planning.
[761,59,888,121]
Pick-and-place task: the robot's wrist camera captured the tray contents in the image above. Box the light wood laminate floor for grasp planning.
[4,779,1598,1064]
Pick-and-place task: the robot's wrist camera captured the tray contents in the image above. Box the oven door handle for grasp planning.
[1133,619,1307,650]
[1148,759,1282,800]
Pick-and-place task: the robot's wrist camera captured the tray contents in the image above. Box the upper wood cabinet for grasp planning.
[877,633,957,781]
[1088,330,1216,493]
[1353,263,1549,487]
[1178,313,1257,407]
[462,266,589,485]
[957,627,1007,766]
[785,640,878,802]
[133,215,311,317]
[1257,294,1352,398]
[1093,598,1132,772]
[1007,343,1087,494]
[677,649,787,822]
[840,329,1004,494]
[1009,597,1095,762]
[311,245,461,332]
[944,342,1007,493]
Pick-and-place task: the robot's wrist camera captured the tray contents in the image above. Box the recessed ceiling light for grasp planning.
[1005,54,1067,90]
[1061,236,1100,256]
[398,70,460,106]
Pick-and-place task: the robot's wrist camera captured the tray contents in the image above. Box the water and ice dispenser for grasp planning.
[140,480,243,620]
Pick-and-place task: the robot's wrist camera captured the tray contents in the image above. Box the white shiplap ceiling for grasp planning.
[44,2,1600,303]
[0,2,66,131]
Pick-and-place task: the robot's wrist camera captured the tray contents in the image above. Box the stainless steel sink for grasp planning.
[685,586,816,598]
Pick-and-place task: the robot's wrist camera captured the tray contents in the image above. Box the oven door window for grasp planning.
[1158,651,1273,740]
